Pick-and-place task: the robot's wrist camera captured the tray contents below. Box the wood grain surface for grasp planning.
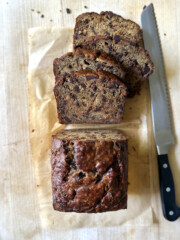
[1,0,180,239]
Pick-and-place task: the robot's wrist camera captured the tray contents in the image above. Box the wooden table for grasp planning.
[1,0,180,239]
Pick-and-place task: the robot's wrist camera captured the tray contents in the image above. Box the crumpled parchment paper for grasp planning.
[28,27,154,229]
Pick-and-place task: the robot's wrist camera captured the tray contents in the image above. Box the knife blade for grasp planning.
[141,3,180,221]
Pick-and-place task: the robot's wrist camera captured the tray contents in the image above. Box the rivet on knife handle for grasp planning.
[141,3,180,221]
[158,154,180,221]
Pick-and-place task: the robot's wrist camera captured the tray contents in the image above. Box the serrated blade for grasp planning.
[141,4,174,155]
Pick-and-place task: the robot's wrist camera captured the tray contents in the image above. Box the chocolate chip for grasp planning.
[66,8,71,14]
[86,75,98,80]
[109,23,113,28]
[76,102,80,107]
[105,31,110,36]
[74,85,80,92]
[92,85,97,91]
[116,97,121,103]
[118,104,123,110]
[108,45,113,52]
[94,106,101,112]
[73,114,78,118]
[119,53,123,58]
[68,65,72,68]
[105,42,108,45]
[109,82,119,89]
[90,92,95,97]
[124,51,128,56]
[90,26,96,34]
[84,60,90,65]
[133,59,138,65]
[116,142,121,148]
[84,19,89,24]
[81,83,86,89]
[86,106,92,114]
[143,64,150,75]
[108,11,113,18]
[114,35,120,43]
[64,117,71,123]
[76,172,86,180]
[101,76,106,82]
[70,75,76,83]
[60,108,65,114]
[102,96,106,102]
[96,63,102,69]
[65,158,71,164]
[70,93,76,100]
[84,5,88,8]
[130,42,136,46]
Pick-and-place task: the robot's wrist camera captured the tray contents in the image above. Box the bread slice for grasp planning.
[51,129,128,213]
[80,36,154,96]
[74,11,143,48]
[54,70,127,124]
[53,49,125,82]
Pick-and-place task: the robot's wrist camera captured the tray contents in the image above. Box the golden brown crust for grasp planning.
[51,130,128,213]
[73,11,143,48]
[82,35,154,79]
[53,50,126,81]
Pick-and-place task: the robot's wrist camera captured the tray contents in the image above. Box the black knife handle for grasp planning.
[158,154,180,221]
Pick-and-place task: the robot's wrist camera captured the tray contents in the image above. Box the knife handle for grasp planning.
[158,154,180,221]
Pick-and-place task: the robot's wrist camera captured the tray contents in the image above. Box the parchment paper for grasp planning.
[28,27,154,229]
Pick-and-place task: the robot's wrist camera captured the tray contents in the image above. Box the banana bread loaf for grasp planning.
[51,129,128,213]
[53,48,125,82]
[74,11,143,48]
[54,69,127,124]
[80,36,154,96]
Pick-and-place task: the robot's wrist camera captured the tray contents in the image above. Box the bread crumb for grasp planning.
[32,129,35,132]
[31,9,34,11]
[50,19,53,22]
[36,10,40,14]
[41,14,44,18]
[84,6,88,9]
[66,8,71,14]
[164,33,166,36]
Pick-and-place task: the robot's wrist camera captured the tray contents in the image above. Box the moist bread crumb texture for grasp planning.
[51,129,128,213]
[53,48,125,82]
[73,11,143,47]
[54,70,127,124]
[81,36,154,97]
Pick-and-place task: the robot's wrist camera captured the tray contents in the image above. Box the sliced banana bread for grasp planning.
[54,70,127,124]
[80,36,154,96]
[53,49,125,82]
[74,11,143,48]
[51,129,128,213]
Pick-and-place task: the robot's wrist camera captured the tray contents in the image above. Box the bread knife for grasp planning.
[141,3,180,221]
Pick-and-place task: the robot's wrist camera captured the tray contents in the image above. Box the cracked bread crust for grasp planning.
[51,129,128,213]
[73,11,143,48]
[54,69,127,124]
[80,35,154,97]
[53,49,125,81]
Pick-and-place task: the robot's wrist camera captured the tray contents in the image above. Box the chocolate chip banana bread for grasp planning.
[54,69,127,124]
[51,129,128,213]
[53,49,125,82]
[74,11,143,48]
[81,36,154,96]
